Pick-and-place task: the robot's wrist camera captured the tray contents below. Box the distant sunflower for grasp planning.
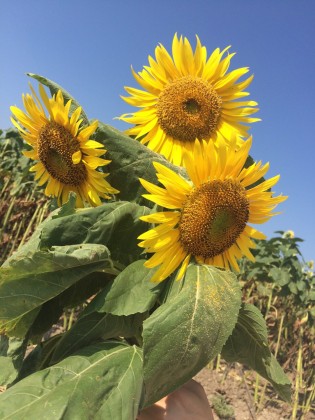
[120,34,260,166]
[138,137,287,282]
[11,84,118,207]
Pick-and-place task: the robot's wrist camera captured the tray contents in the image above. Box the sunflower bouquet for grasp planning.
[0,35,290,419]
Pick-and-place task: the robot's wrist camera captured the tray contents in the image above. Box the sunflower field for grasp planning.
[0,35,314,420]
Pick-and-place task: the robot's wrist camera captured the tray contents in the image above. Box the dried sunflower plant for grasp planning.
[0,35,291,418]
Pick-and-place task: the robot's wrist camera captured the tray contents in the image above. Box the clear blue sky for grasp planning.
[1,0,314,262]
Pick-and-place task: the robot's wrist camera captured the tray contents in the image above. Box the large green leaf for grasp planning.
[51,192,77,219]
[27,271,113,343]
[221,303,291,402]
[0,336,27,386]
[83,260,165,317]
[50,312,145,364]
[0,309,40,342]
[0,341,143,420]
[50,260,165,363]
[142,264,242,407]
[17,334,64,381]
[40,201,150,267]
[0,244,111,337]
[2,271,112,345]
[94,122,188,206]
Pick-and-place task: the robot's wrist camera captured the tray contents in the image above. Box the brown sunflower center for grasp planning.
[179,179,249,258]
[156,75,222,142]
[37,122,87,186]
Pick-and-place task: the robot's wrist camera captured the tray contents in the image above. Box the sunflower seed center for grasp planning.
[179,179,249,258]
[38,122,87,186]
[156,76,222,142]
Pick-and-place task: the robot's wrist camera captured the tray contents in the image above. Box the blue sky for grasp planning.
[1,0,314,262]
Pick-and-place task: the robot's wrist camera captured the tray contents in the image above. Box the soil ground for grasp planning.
[195,365,314,420]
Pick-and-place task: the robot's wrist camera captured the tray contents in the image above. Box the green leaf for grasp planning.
[0,336,28,386]
[3,272,112,344]
[142,264,242,407]
[54,271,113,309]
[309,290,315,302]
[296,280,306,292]
[49,260,165,363]
[27,73,89,125]
[221,303,291,402]
[50,311,145,364]
[51,192,77,219]
[50,260,165,363]
[17,334,64,380]
[6,309,42,341]
[27,271,113,343]
[40,201,150,267]
[83,260,165,317]
[0,341,143,420]
[0,244,111,337]
[94,122,188,206]
[288,282,298,294]
[269,267,290,286]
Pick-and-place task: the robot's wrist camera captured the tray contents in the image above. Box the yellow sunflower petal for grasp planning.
[140,211,180,224]
[138,222,177,241]
[23,149,38,159]
[175,254,191,281]
[144,250,169,269]
[82,139,105,149]
[72,150,82,164]
[144,229,180,252]
[153,162,191,191]
[83,156,110,169]
[150,243,187,283]
[236,235,255,262]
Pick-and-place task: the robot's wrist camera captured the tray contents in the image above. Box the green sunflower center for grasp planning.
[156,75,222,142]
[179,179,249,258]
[38,122,87,186]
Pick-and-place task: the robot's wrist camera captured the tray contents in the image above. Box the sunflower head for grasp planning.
[138,137,287,283]
[11,84,119,207]
[120,33,260,166]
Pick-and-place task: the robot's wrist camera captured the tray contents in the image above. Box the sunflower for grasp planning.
[138,137,287,283]
[120,33,260,166]
[11,84,118,207]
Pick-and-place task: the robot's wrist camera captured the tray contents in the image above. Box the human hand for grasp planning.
[137,379,214,420]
